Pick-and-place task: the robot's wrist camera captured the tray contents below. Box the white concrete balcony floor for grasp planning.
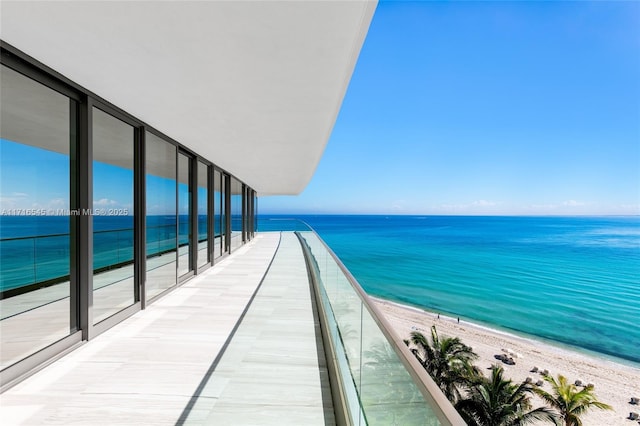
[0,232,335,425]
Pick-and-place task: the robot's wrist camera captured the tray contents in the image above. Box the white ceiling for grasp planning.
[0,0,376,195]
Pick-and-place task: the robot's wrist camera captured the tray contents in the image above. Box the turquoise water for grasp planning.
[260,215,640,365]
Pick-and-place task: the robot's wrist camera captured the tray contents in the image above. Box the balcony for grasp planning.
[0,228,463,425]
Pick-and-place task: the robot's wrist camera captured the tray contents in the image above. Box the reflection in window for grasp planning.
[145,132,177,299]
[213,169,224,258]
[92,107,135,324]
[197,161,209,268]
[251,191,257,238]
[177,153,191,277]
[0,65,75,369]
[230,177,243,251]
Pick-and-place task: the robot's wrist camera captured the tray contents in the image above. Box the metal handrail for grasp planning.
[1,220,225,289]
[1,224,167,294]
[295,231,357,426]
[0,232,69,242]
[294,223,466,426]
[0,223,173,243]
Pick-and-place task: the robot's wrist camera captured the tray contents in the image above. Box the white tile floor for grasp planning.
[0,232,334,425]
[0,251,174,369]
[180,232,334,425]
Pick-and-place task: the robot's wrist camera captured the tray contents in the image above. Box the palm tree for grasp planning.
[534,374,612,426]
[404,325,479,403]
[456,365,556,426]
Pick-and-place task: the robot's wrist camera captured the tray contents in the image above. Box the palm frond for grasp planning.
[537,373,612,426]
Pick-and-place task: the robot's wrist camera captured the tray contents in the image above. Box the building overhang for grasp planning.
[0,1,376,195]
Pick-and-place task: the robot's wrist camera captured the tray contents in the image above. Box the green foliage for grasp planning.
[405,327,613,426]
[534,374,612,426]
[456,365,556,426]
[405,325,479,403]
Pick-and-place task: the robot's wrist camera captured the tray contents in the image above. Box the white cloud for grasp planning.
[0,193,30,209]
[94,198,117,206]
[0,197,15,208]
[562,200,586,207]
[433,200,501,213]
[48,198,66,207]
[610,204,640,215]
[471,200,496,207]
[529,203,558,210]
[391,200,406,212]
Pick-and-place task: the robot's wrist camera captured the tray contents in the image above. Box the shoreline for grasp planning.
[374,297,640,369]
[371,296,640,426]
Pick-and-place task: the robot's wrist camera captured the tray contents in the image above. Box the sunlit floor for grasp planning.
[0,232,334,425]
[0,251,177,369]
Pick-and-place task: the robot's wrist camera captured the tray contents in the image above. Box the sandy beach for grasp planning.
[372,297,640,426]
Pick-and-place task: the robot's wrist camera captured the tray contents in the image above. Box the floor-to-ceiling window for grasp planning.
[177,152,192,278]
[213,169,223,259]
[0,64,78,370]
[253,191,257,237]
[1,43,258,384]
[222,173,229,255]
[243,186,254,241]
[145,132,177,299]
[230,177,243,251]
[197,161,209,269]
[250,189,257,239]
[92,107,136,324]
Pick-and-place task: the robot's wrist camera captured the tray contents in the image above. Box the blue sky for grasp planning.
[259,0,640,215]
[0,140,136,214]
[1,1,638,217]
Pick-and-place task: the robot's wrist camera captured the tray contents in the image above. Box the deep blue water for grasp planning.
[260,215,640,365]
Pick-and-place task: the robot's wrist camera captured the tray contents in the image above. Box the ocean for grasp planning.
[2,214,638,365]
[260,215,640,365]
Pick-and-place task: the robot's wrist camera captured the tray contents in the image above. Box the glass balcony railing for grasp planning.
[256,217,312,232]
[0,223,217,297]
[248,221,459,425]
[0,232,70,294]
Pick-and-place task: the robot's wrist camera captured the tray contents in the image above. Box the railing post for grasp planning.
[33,238,37,285]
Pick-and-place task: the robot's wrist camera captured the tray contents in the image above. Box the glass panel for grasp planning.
[230,177,243,251]
[145,132,177,299]
[221,173,228,254]
[92,107,135,324]
[197,161,208,268]
[252,192,257,237]
[213,169,222,259]
[243,186,249,240]
[360,306,433,425]
[177,153,191,276]
[0,65,74,369]
[298,231,443,425]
